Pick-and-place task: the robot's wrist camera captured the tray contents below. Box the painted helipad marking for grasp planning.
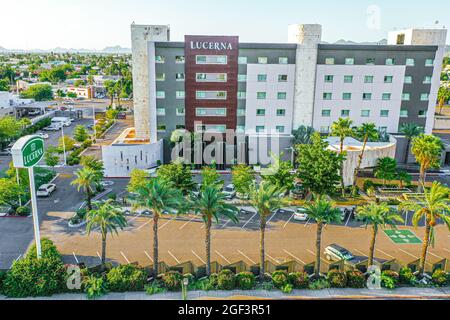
[137,219,152,231]
[399,249,418,259]
[238,250,256,265]
[144,251,153,262]
[192,250,205,264]
[266,253,279,264]
[96,252,102,262]
[242,213,258,229]
[120,251,130,264]
[376,249,395,259]
[159,216,176,230]
[215,250,231,264]
[428,251,444,260]
[168,251,180,264]
[283,249,306,265]
[72,252,79,264]
[284,213,295,228]
[179,217,196,230]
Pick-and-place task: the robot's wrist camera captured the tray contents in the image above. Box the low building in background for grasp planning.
[67,86,94,99]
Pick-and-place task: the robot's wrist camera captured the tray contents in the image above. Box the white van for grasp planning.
[51,117,72,127]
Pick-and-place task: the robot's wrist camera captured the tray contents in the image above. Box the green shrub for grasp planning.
[106,264,147,292]
[194,278,215,291]
[271,270,289,289]
[209,273,219,289]
[288,272,309,289]
[382,270,399,285]
[363,180,376,192]
[381,275,396,289]
[16,206,31,216]
[346,270,366,288]
[308,278,331,290]
[0,270,6,294]
[26,238,62,262]
[281,283,293,294]
[432,269,448,287]
[83,275,108,299]
[399,267,416,285]
[327,270,348,288]
[217,269,235,290]
[162,271,182,291]
[235,272,256,290]
[145,282,166,295]
[82,139,93,149]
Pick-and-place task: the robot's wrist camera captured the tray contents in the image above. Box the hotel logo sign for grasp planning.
[11,135,45,168]
[190,41,233,51]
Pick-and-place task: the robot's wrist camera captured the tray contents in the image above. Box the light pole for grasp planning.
[16,168,22,207]
[182,278,189,300]
[61,124,67,166]
[92,105,97,141]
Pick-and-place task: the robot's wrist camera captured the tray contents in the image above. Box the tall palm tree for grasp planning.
[438,86,450,115]
[191,186,239,276]
[356,202,404,266]
[304,199,342,278]
[248,182,285,280]
[399,182,450,276]
[71,167,101,211]
[131,178,184,275]
[352,123,379,196]
[86,200,127,269]
[411,134,444,193]
[400,123,423,164]
[331,118,354,197]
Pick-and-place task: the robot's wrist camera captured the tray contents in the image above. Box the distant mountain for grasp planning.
[102,46,131,54]
[0,45,131,54]
[323,38,388,45]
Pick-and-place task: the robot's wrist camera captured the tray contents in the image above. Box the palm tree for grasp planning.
[374,157,398,186]
[397,170,412,189]
[399,182,450,276]
[304,199,342,278]
[292,125,315,145]
[331,118,354,197]
[400,123,423,164]
[191,186,239,276]
[248,182,285,280]
[356,203,404,266]
[86,200,127,269]
[438,86,450,115]
[352,123,379,196]
[71,167,101,211]
[411,134,444,193]
[131,178,184,275]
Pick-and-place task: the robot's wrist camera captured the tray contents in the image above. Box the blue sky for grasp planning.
[2,0,449,50]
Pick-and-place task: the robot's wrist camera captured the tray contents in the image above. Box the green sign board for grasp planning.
[21,137,45,168]
[384,230,422,245]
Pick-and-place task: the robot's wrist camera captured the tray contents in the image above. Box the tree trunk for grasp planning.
[418,165,426,193]
[404,139,411,164]
[439,99,444,115]
[340,140,345,197]
[315,222,323,277]
[368,225,378,267]
[101,234,107,270]
[259,216,267,281]
[352,137,368,197]
[153,213,159,275]
[419,217,431,276]
[205,217,212,276]
[86,188,92,211]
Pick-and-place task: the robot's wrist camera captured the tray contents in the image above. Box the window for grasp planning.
[156,73,165,81]
[425,59,434,66]
[420,93,429,101]
[175,56,185,64]
[423,76,432,84]
[176,125,185,130]
[279,57,288,64]
[176,91,185,99]
[237,92,247,99]
[176,73,185,81]
[384,76,393,83]
[341,110,350,117]
[276,126,285,133]
[345,58,355,65]
[157,125,166,132]
[156,91,165,99]
[277,92,287,100]
[238,74,247,82]
[196,73,227,82]
[382,93,391,101]
[196,55,227,64]
[256,109,265,116]
[364,75,374,83]
[400,109,408,117]
[363,93,372,101]
[397,34,405,45]
[344,75,353,83]
[323,93,332,100]
[402,93,411,101]
[385,58,395,65]
[238,57,247,64]
[406,58,415,66]
[156,108,165,116]
[257,92,267,100]
[325,58,335,65]
[278,75,288,82]
[256,126,265,133]
[324,75,334,83]
[366,58,376,65]
[380,110,389,117]
[322,109,331,117]
[196,108,227,117]
[196,91,227,100]
[155,55,165,63]
[320,126,330,134]
[276,109,286,116]
[258,57,268,64]
[361,110,370,117]
[404,76,413,84]
[237,109,245,116]
[418,110,426,117]
[174,108,185,116]
[343,93,352,100]
[201,125,227,133]
[236,125,245,132]
[257,74,267,82]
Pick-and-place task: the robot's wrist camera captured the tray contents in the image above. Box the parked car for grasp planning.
[293,207,309,221]
[36,132,49,139]
[44,123,62,131]
[37,184,57,197]
[223,184,237,200]
[324,244,355,262]
[100,180,115,188]
[28,109,41,116]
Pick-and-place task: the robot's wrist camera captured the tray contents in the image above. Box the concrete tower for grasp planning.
[288,24,322,130]
[131,24,170,141]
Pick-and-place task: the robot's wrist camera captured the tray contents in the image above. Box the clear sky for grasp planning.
[1,0,449,50]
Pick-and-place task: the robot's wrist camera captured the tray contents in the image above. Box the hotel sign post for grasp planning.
[11,135,45,258]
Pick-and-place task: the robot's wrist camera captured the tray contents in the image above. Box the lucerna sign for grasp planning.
[190,41,233,50]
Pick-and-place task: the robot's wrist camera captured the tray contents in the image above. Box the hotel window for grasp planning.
[278,75,288,82]
[384,76,393,83]
[343,93,352,100]
[258,57,268,64]
[237,92,247,99]
[423,76,432,84]
[361,110,370,117]
[237,109,245,116]
[157,125,166,132]
[176,91,185,99]
[341,110,350,117]
[196,55,227,65]
[196,91,227,100]
[238,56,248,64]
[156,73,165,81]
[156,108,165,116]
[276,109,286,116]
[176,125,186,130]
[380,110,389,117]
[196,73,227,82]
[238,74,247,82]
[176,73,185,81]
[276,126,285,133]
[382,93,391,101]
[277,92,287,100]
[324,75,334,83]
[176,108,185,116]
[400,109,408,117]
[256,126,265,133]
[363,93,372,101]
[205,125,226,133]
[425,59,434,66]
[322,109,331,117]
[323,93,332,100]
[406,58,415,66]
[196,108,227,117]
[345,58,355,65]
[344,75,353,83]
[257,74,267,82]
[237,125,245,132]
[364,75,374,83]
[366,58,376,65]
[175,56,185,64]
[279,57,289,64]
[257,92,267,100]
[385,58,395,65]
[418,110,426,117]
[402,93,411,101]
[156,91,165,99]
[256,109,266,116]
[155,55,165,63]
[325,58,335,65]
[420,93,429,101]
[404,76,413,84]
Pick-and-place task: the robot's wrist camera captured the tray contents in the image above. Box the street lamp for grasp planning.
[182,278,189,300]
[61,124,67,166]
[92,105,97,141]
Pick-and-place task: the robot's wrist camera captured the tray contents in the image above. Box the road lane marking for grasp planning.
[137,219,152,231]
[238,250,256,265]
[283,249,306,265]
[168,251,180,264]
[192,250,206,264]
[159,216,176,230]
[179,217,196,230]
[399,249,418,259]
[242,213,258,229]
[376,249,395,259]
[283,213,295,228]
[120,251,130,264]
[144,251,153,262]
[215,250,231,264]
[72,252,79,264]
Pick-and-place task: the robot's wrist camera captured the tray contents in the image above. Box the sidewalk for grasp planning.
[1,287,449,300]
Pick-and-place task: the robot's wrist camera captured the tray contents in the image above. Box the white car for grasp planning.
[63,120,72,127]
[44,124,62,131]
[100,180,115,187]
[223,184,237,200]
[293,207,309,221]
[36,132,49,139]
[28,109,41,116]
[37,184,56,197]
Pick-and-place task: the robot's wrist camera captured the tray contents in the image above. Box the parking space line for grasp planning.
[192,250,206,264]
[266,211,278,224]
[159,216,176,231]
[215,250,231,264]
[345,212,352,227]
[168,251,180,264]
[306,249,327,264]
[428,251,444,260]
[144,251,153,262]
[404,212,409,226]
[353,248,367,256]
[96,252,102,262]
[238,250,256,265]
[120,251,130,264]
[137,219,152,231]
[444,248,450,254]
[283,214,295,228]
[283,249,306,265]
[399,249,418,259]
[376,249,395,259]
[242,213,258,229]
[266,253,279,264]
[222,219,232,228]
[72,252,79,264]
[305,219,311,227]
[179,217,196,230]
